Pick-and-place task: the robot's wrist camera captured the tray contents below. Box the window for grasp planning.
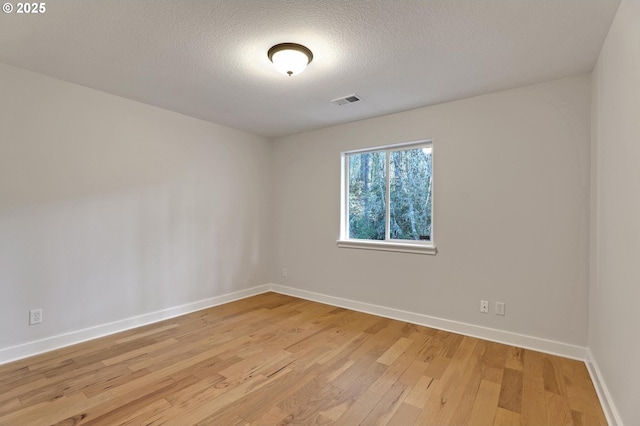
[338,140,436,255]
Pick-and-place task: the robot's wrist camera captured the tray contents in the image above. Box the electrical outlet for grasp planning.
[496,302,506,316]
[282,268,288,278]
[480,300,489,314]
[29,309,42,325]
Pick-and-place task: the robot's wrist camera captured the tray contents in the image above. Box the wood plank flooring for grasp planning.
[0,292,606,425]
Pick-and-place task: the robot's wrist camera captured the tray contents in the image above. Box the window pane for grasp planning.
[348,151,386,240]
[389,147,432,240]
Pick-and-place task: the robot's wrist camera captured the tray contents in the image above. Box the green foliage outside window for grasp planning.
[348,145,432,241]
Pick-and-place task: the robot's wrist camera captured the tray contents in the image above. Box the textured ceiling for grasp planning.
[0,0,621,138]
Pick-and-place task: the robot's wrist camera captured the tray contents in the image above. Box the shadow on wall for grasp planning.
[0,169,268,350]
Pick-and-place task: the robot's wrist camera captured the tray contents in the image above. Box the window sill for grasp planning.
[336,239,437,255]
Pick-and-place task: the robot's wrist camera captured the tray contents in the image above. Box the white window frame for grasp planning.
[337,140,436,255]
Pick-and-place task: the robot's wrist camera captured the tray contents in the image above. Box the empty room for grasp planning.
[0,1,638,425]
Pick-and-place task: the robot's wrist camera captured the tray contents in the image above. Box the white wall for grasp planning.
[0,63,272,352]
[2,24,631,419]
[590,1,640,424]
[272,75,591,347]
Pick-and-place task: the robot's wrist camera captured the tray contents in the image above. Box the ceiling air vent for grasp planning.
[330,94,361,106]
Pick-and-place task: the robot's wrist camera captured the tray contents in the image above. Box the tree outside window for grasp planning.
[345,142,433,244]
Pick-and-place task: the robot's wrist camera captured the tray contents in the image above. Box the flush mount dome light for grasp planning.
[267,43,313,76]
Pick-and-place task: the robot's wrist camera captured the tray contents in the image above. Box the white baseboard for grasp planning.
[269,284,589,361]
[585,349,623,426]
[1,283,589,363]
[0,284,271,365]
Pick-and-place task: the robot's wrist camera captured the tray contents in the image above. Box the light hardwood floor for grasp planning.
[0,292,606,425]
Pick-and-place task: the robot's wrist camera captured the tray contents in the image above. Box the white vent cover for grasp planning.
[330,94,362,106]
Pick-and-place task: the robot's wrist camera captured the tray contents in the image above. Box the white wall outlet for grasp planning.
[29,309,42,325]
[480,300,489,313]
[496,302,506,316]
[282,268,288,278]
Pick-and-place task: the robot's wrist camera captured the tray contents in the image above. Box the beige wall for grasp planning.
[272,75,591,347]
[590,1,640,424]
[0,63,272,350]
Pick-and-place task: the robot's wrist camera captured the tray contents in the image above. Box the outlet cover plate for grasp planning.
[29,309,42,325]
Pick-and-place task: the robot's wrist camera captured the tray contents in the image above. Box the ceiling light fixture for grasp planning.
[267,43,313,77]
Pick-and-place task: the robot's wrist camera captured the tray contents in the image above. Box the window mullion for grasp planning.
[385,150,391,241]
